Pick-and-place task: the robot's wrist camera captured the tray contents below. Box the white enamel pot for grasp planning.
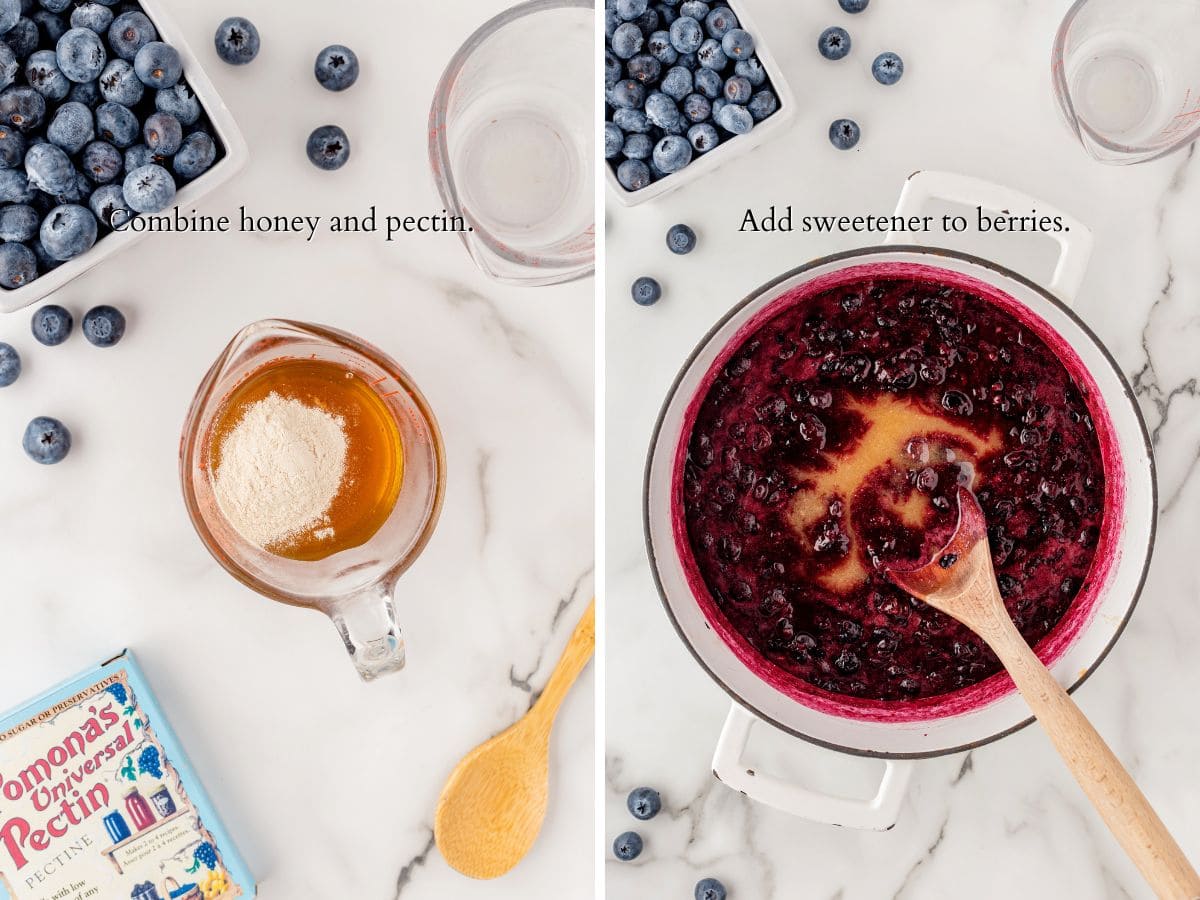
[643,172,1156,830]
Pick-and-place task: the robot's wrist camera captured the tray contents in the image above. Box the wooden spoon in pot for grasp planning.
[435,599,595,879]
[885,487,1200,899]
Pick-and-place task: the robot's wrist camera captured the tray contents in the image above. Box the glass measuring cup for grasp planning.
[180,320,446,681]
[1052,0,1200,164]
[428,0,594,286]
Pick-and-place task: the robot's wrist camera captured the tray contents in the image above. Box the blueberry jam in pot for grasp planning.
[678,273,1108,703]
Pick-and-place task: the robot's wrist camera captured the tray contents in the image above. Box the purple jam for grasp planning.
[679,273,1108,703]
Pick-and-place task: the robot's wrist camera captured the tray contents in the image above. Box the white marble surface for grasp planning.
[0,1,594,898]
[606,1,1200,898]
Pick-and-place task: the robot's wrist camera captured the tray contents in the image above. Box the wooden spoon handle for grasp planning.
[987,621,1200,899]
[530,599,595,734]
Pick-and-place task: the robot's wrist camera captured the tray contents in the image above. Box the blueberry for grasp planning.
[645,91,680,129]
[682,92,710,122]
[39,0,72,13]
[25,141,74,193]
[723,74,751,104]
[608,78,644,109]
[0,203,37,240]
[716,103,753,134]
[668,16,703,54]
[611,21,643,59]
[622,132,652,159]
[659,66,691,101]
[616,158,650,191]
[306,124,350,171]
[604,49,622,87]
[679,1,709,18]
[612,107,649,133]
[0,168,34,202]
[0,126,25,166]
[82,304,124,346]
[748,89,777,121]
[615,0,647,19]
[173,131,215,180]
[653,133,691,172]
[68,78,100,106]
[818,26,851,61]
[0,241,35,288]
[696,37,725,70]
[25,49,69,100]
[734,56,766,86]
[80,139,120,183]
[214,16,259,66]
[646,30,677,65]
[626,53,661,84]
[40,203,96,260]
[604,121,623,159]
[653,2,678,26]
[122,162,174,211]
[6,18,39,62]
[829,117,860,149]
[0,342,18,386]
[0,0,18,34]
[56,27,106,82]
[123,142,161,171]
[143,110,181,155]
[89,181,130,226]
[314,44,359,92]
[872,51,903,85]
[70,2,113,34]
[704,6,737,38]
[604,8,618,39]
[693,66,721,98]
[154,82,199,125]
[839,0,869,11]
[695,878,727,900]
[47,101,93,153]
[721,28,753,59]
[627,787,663,819]
[32,10,68,46]
[22,416,70,464]
[631,276,661,305]
[613,832,644,861]
[676,50,698,71]
[665,223,696,254]
[31,239,61,272]
[0,85,46,131]
[107,11,155,61]
[31,303,71,344]
[95,100,137,146]
[134,41,181,89]
[687,121,718,152]
[0,41,16,90]
[98,57,142,105]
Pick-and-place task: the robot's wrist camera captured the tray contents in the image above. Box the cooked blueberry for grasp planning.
[668,16,703,54]
[315,44,359,92]
[696,37,725,70]
[716,102,752,134]
[0,341,19,386]
[95,100,138,146]
[31,303,72,344]
[839,0,869,11]
[941,390,974,416]
[107,11,156,61]
[611,21,643,59]
[828,117,860,149]
[872,51,903,85]
[612,831,643,861]
[69,3,113,34]
[666,223,696,254]
[688,122,718,152]
[627,787,662,820]
[122,163,174,212]
[143,110,181,155]
[82,304,124,347]
[134,41,181,89]
[704,6,737,37]
[721,27,753,59]
[653,133,691,172]
[0,241,36,288]
[214,16,259,65]
[631,276,662,306]
[23,416,70,464]
[46,100,93,153]
[98,57,142,105]
[818,26,851,60]
[695,878,727,900]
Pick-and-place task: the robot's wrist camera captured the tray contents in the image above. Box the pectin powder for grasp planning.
[213,392,348,550]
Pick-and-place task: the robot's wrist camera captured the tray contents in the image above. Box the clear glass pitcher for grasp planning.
[428,0,594,285]
[1052,0,1200,164]
[180,320,446,681]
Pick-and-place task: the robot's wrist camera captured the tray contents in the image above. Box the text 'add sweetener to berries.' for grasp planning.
[738,205,1070,235]
[107,205,472,242]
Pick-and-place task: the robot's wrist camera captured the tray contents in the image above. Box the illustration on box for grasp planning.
[0,675,241,900]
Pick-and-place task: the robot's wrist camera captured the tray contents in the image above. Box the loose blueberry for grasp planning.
[98,57,142,105]
[695,878,727,900]
[668,16,703,54]
[107,11,155,61]
[133,41,181,89]
[306,124,350,171]
[0,241,36,288]
[627,787,663,819]
[631,276,662,306]
[829,117,860,149]
[611,21,644,59]
[616,157,650,191]
[82,304,124,346]
[315,44,359,92]
[653,133,691,172]
[839,0,869,12]
[0,342,19,386]
[818,26,851,61]
[56,27,106,82]
[143,110,181,155]
[22,415,70,464]
[872,51,903,85]
[122,163,175,212]
[687,121,718,152]
[721,27,753,59]
[612,831,643,861]
[40,203,97,260]
[46,100,93,153]
[31,303,72,344]
[214,16,259,65]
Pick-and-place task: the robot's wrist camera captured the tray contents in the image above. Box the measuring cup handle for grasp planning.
[884,170,1094,305]
[329,582,406,681]
[711,702,915,830]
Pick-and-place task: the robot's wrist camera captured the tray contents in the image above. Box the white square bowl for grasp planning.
[0,0,249,314]
[605,0,795,207]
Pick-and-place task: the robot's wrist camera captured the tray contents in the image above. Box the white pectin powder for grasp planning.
[213,392,348,550]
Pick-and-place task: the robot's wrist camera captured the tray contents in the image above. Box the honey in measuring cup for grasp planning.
[206,358,404,561]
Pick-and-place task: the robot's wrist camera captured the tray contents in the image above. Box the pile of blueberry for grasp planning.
[613,786,728,899]
[0,0,228,290]
[605,0,780,192]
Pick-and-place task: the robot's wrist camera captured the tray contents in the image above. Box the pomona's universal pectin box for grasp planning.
[0,652,254,900]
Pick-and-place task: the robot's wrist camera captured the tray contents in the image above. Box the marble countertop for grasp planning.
[0,1,594,898]
[605,1,1200,898]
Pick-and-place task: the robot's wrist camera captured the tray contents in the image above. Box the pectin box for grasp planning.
[0,652,254,900]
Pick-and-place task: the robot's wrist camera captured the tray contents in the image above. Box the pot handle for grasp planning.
[711,702,915,830]
[883,170,1093,304]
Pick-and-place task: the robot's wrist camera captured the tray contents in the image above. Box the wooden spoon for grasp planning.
[885,487,1200,899]
[435,599,595,879]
